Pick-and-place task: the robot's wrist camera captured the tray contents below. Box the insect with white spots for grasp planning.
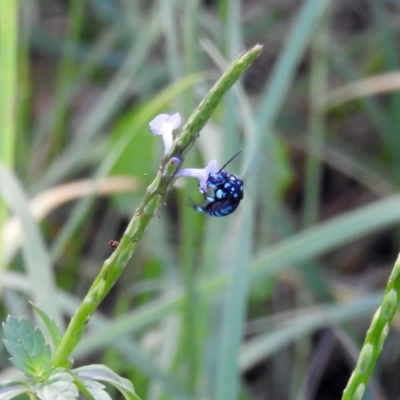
[194,151,243,217]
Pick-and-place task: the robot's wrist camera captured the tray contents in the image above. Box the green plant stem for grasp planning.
[51,44,263,368]
[302,9,328,227]
[0,0,18,274]
[51,0,85,156]
[341,252,400,400]
[0,0,18,166]
[179,0,201,390]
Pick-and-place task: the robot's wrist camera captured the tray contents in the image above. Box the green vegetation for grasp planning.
[1,1,400,399]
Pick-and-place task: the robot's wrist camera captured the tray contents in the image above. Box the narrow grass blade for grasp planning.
[257,0,328,131]
[214,210,253,400]
[254,0,329,225]
[0,0,19,276]
[0,165,63,329]
[0,0,18,167]
[302,8,329,227]
[212,2,251,397]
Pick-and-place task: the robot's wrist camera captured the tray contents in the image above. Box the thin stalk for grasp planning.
[341,251,400,400]
[220,0,242,156]
[183,0,200,108]
[51,45,263,368]
[50,0,85,157]
[302,10,329,227]
[0,0,18,273]
[179,1,201,391]
[163,0,182,84]
[0,0,18,167]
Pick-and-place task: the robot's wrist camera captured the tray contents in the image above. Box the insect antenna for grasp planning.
[219,150,242,171]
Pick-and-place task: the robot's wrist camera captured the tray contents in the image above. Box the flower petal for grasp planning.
[149,113,182,136]
[149,113,182,155]
[168,112,182,130]
[176,160,218,192]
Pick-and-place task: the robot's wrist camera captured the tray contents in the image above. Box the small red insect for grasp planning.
[108,240,119,249]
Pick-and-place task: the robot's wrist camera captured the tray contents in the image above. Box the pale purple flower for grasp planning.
[149,112,219,193]
[175,159,218,193]
[149,112,182,155]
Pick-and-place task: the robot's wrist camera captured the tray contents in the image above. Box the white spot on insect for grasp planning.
[216,190,224,199]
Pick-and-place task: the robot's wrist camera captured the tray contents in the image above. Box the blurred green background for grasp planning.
[2,1,400,399]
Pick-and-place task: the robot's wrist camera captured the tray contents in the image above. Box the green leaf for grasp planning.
[3,316,52,378]
[34,370,78,400]
[30,302,63,349]
[75,377,112,400]
[73,364,141,400]
[0,380,31,400]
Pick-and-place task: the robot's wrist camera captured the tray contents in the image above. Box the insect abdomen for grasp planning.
[200,199,240,216]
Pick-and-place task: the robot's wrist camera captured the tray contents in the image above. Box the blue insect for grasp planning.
[194,150,243,217]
